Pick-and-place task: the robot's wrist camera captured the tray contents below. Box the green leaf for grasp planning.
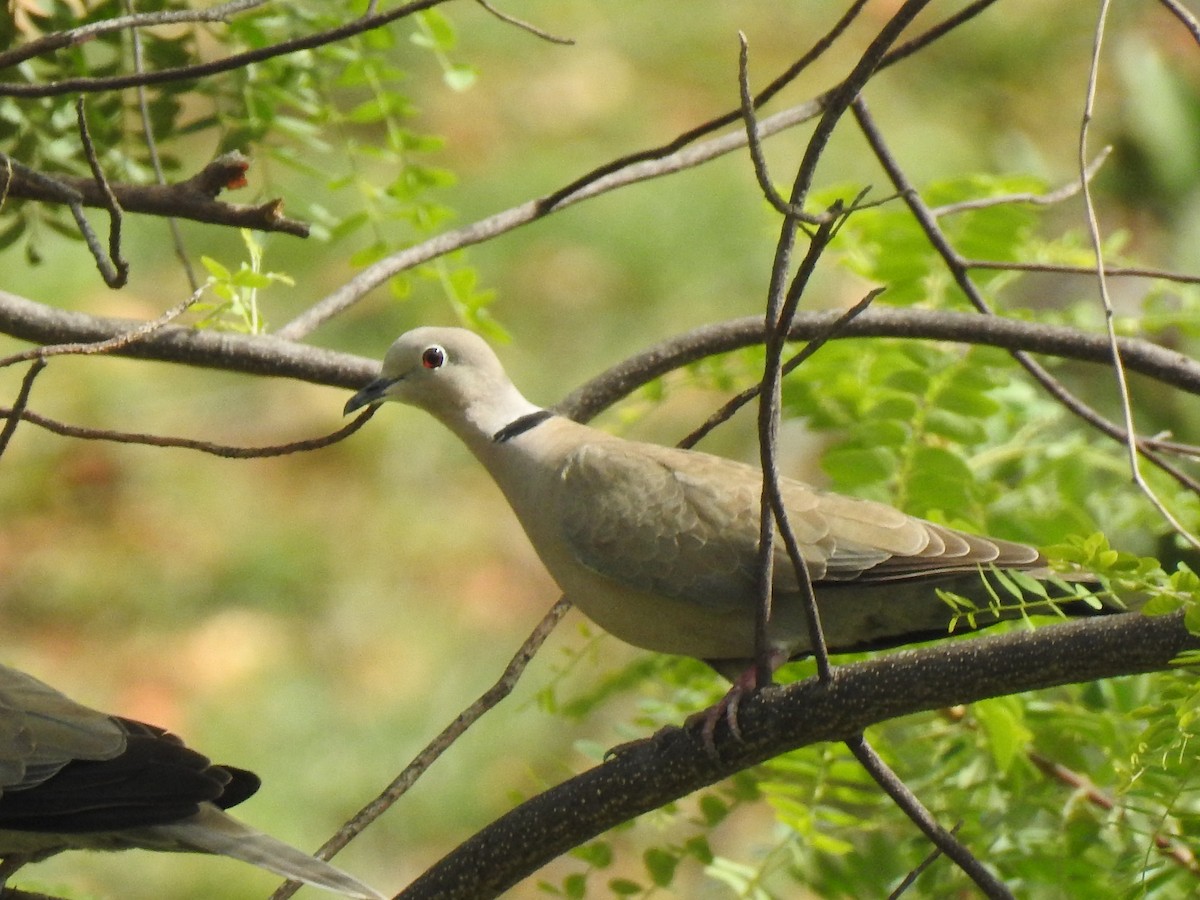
[444,63,477,92]
[201,256,231,280]
[644,848,679,887]
[571,841,612,869]
[563,873,587,899]
[821,446,895,489]
[608,878,643,895]
[973,696,1031,772]
[697,793,729,826]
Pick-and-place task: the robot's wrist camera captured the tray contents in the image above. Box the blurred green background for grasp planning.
[2,1,1199,897]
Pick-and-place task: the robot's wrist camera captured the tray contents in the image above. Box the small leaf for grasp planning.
[571,841,612,869]
[201,256,231,280]
[644,848,679,887]
[697,793,728,826]
[444,63,476,92]
[608,878,643,895]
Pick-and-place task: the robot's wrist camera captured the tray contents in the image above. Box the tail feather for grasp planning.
[143,805,385,900]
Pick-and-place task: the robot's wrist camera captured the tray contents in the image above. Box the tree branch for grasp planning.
[2,152,309,237]
[0,0,452,98]
[3,295,1198,414]
[395,611,1193,899]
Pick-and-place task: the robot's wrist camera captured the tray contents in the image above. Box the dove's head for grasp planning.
[344,327,540,439]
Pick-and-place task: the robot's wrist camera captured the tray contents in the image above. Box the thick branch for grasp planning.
[3,295,1197,411]
[553,311,1200,422]
[3,152,309,237]
[397,611,1193,899]
[0,290,372,387]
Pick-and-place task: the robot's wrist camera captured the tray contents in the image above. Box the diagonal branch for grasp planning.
[394,611,1194,899]
[278,0,1004,340]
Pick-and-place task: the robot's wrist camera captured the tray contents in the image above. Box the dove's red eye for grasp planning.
[422,345,446,369]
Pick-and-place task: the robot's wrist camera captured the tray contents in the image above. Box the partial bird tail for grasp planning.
[143,805,386,900]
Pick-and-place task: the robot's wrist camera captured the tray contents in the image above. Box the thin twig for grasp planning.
[736,34,820,222]
[124,0,199,291]
[270,597,573,900]
[1157,0,1200,45]
[0,0,451,98]
[847,735,1013,899]
[961,259,1200,284]
[0,0,271,69]
[536,0,872,214]
[677,289,882,450]
[751,0,935,692]
[474,0,574,44]
[0,285,205,369]
[75,97,129,287]
[1027,750,1200,874]
[887,824,959,899]
[0,150,125,287]
[1076,1,1200,550]
[0,406,376,458]
[0,359,47,459]
[930,147,1111,216]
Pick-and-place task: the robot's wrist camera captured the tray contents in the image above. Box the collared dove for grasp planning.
[346,327,1103,681]
[0,664,384,899]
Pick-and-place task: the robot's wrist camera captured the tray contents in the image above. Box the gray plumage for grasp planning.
[0,664,383,899]
[346,327,1091,677]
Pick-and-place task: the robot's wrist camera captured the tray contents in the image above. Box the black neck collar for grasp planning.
[492,409,554,443]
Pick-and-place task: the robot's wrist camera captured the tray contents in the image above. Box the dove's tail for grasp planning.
[143,804,385,900]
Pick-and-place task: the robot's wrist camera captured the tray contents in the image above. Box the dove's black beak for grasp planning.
[344,376,399,415]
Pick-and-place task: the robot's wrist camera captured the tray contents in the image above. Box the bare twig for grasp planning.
[0,406,376,458]
[847,735,1013,898]
[751,0,935,691]
[474,0,574,45]
[736,34,820,222]
[929,147,1112,216]
[124,0,199,290]
[888,826,958,899]
[756,212,844,685]
[0,285,205,369]
[1157,0,1200,45]
[75,97,129,287]
[276,98,826,340]
[0,0,271,69]
[1027,750,1200,874]
[677,289,883,450]
[535,0,872,214]
[1076,1,1200,550]
[0,359,47,459]
[0,0,452,98]
[960,260,1200,284]
[270,597,573,900]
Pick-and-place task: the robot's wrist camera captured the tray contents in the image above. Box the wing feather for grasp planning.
[556,440,1041,609]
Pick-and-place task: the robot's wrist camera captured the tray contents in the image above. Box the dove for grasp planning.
[0,663,384,899]
[345,327,1102,683]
